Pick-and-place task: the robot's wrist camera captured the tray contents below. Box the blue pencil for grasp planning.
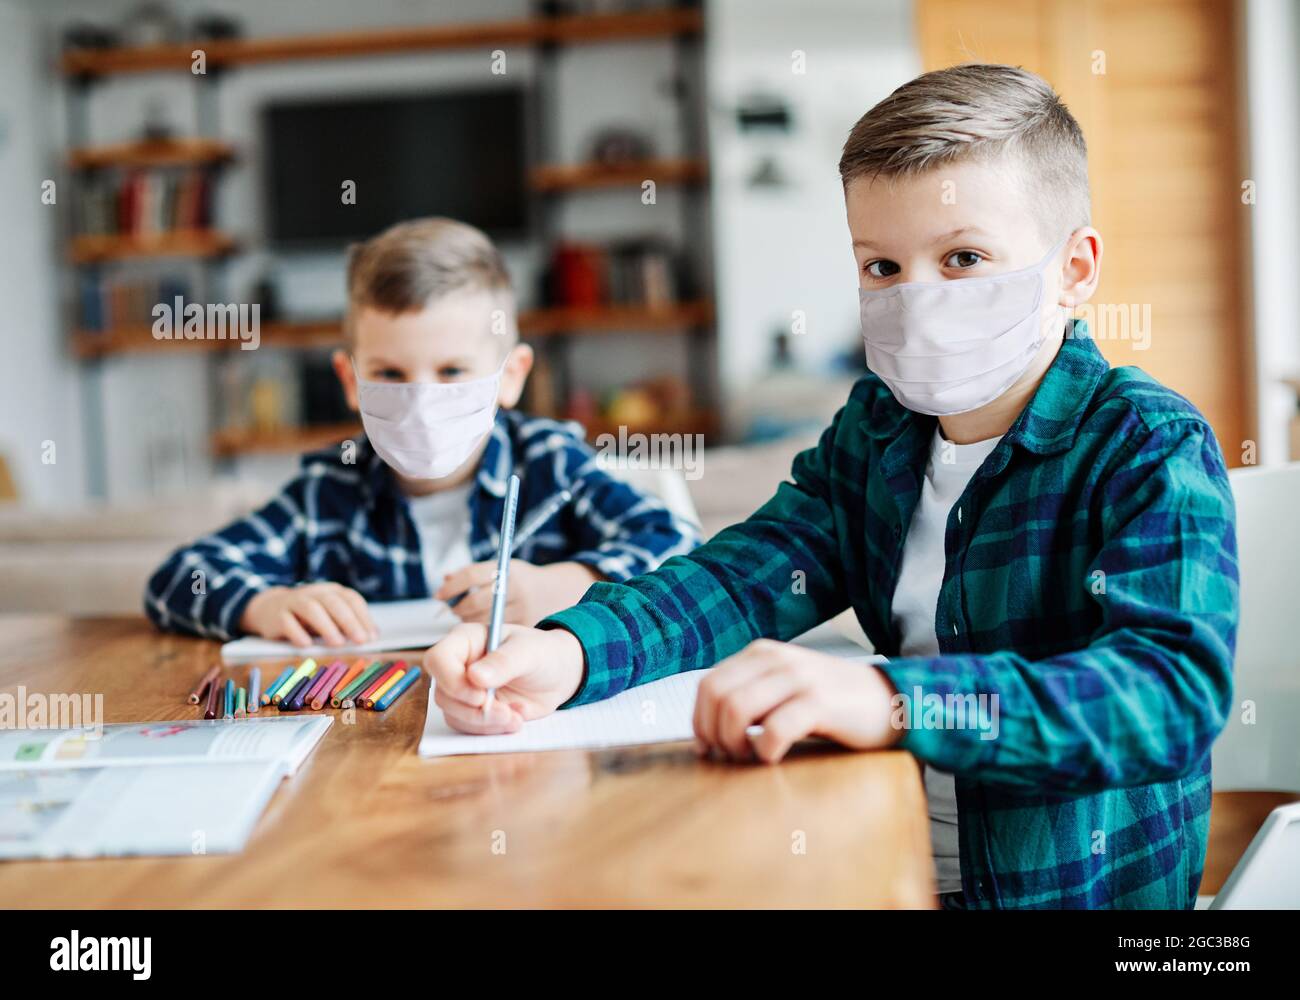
[262,666,295,705]
[373,667,422,712]
[223,678,235,719]
[248,667,262,714]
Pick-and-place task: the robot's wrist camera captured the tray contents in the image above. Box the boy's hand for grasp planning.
[424,623,585,734]
[694,640,901,764]
[240,583,378,648]
[437,560,601,626]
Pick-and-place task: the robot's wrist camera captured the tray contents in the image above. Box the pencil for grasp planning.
[247,667,262,713]
[304,660,343,708]
[188,666,219,705]
[234,687,247,718]
[203,675,221,719]
[223,679,235,719]
[362,668,405,709]
[328,658,369,706]
[278,674,313,712]
[338,662,385,708]
[483,474,521,715]
[309,662,347,711]
[373,667,422,711]
[263,666,296,705]
[273,658,316,704]
[357,662,403,707]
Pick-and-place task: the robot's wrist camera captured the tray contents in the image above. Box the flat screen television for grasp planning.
[262,88,529,247]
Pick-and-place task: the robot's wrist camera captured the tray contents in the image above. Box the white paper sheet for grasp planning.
[221,598,458,663]
[420,669,708,757]
[418,628,885,758]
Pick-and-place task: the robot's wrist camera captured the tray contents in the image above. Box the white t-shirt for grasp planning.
[891,426,1002,895]
[405,483,474,595]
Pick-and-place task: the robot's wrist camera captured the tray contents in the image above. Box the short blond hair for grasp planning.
[838,63,1089,242]
[345,217,514,344]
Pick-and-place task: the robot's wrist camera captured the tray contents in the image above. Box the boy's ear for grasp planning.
[497,343,534,409]
[332,349,360,412]
[1059,228,1103,308]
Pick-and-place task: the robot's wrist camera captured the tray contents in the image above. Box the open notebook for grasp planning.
[221,598,458,663]
[0,717,331,860]
[419,623,884,758]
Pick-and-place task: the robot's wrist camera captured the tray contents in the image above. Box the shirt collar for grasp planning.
[473,411,515,498]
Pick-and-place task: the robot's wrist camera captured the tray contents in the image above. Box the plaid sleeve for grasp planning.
[542,415,853,705]
[142,476,312,640]
[879,416,1237,793]
[559,443,702,583]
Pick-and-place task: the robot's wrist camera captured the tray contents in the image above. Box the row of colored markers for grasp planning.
[187,659,423,719]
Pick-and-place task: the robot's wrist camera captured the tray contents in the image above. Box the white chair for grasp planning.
[1202,462,1300,908]
[1209,802,1300,908]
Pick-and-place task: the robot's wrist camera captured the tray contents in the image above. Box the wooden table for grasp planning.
[0,617,935,908]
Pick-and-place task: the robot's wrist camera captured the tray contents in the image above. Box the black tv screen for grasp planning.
[263,88,528,246]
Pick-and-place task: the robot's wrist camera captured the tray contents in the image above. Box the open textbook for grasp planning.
[0,717,331,861]
[221,598,458,663]
[420,621,884,757]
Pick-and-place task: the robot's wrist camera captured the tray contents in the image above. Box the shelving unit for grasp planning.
[60,3,714,488]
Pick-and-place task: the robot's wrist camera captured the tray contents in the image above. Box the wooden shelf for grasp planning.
[61,9,704,76]
[209,411,718,458]
[70,321,342,359]
[69,229,237,264]
[530,158,707,193]
[520,300,714,336]
[211,423,360,458]
[68,138,235,170]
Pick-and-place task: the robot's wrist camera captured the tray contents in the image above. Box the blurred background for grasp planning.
[0,0,1296,614]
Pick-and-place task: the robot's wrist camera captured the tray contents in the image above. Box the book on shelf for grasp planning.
[75,167,212,238]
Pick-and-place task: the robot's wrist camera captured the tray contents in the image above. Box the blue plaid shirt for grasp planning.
[145,410,701,640]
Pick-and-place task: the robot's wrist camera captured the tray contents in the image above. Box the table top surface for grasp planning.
[0,616,935,908]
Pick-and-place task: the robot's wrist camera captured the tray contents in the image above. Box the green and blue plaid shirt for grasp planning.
[544,322,1238,909]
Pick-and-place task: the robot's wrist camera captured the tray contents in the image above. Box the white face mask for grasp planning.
[858,239,1067,416]
[353,361,504,480]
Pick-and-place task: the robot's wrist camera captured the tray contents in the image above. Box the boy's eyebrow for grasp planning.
[853,226,988,251]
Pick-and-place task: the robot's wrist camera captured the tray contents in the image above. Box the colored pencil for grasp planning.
[203,675,221,719]
[234,687,247,717]
[188,666,219,705]
[357,662,403,708]
[273,658,316,704]
[363,668,406,709]
[304,660,343,708]
[277,674,310,712]
[373,667,422,711]
[223,679,235,719]
[328,659,369,707]
[338,662,386,708]
[247,667,262,713]
[309,662,347,711]
[263,666,296,705]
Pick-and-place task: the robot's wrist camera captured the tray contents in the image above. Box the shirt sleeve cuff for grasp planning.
[539,601,637,707]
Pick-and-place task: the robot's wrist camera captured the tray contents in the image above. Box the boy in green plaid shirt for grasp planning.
[424,65,1238,909]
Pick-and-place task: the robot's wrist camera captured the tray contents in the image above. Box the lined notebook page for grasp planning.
[419,670,706,757]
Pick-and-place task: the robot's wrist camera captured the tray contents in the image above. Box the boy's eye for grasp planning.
[865,259,901,279]
[437,366,469,380]
[945,250,984,269]
[373,367,406,381]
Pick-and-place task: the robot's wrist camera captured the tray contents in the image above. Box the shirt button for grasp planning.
[952,623,959,636]
[957,506,963,524]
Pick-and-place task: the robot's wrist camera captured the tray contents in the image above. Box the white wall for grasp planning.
[1243,0,1300,464]
[0,0,86,507]
[705,0,918,413]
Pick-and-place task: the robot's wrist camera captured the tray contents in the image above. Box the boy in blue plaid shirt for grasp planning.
[425,66,1238,909]
[145,218,699,644]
